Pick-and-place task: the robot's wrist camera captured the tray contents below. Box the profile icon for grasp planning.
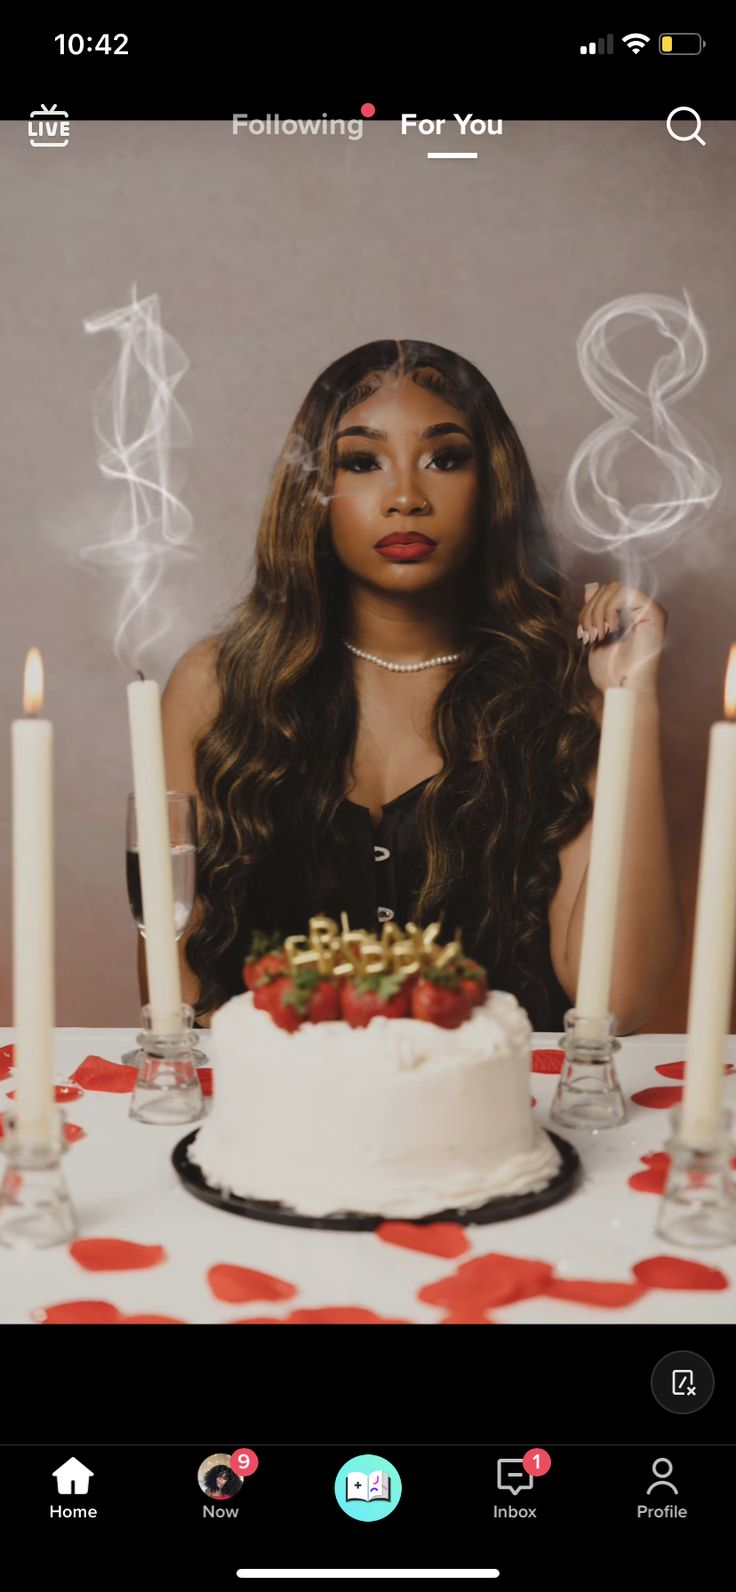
[198,1453,244,1499]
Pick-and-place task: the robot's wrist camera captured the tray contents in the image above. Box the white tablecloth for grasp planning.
[1,1028,734,1324]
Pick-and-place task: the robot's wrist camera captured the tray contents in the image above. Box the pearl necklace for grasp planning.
[342,638,462,672]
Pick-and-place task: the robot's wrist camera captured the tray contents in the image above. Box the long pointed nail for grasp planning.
[577,625,583,640]
[604,621,610,635]
[582,631,590,644]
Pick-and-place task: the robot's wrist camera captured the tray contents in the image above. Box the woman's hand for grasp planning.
[578,580,668,693]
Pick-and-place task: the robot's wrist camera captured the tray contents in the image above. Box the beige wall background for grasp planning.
[0,119,734,1031]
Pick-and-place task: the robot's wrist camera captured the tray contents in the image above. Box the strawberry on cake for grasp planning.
[186,914,561,1220]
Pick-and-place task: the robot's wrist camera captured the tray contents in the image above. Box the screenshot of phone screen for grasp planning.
[0,21,733,1586]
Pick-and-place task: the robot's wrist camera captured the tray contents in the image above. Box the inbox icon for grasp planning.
[497,1458,534,1496]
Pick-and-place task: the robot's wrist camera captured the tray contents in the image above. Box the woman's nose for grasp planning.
[382,487,430,515]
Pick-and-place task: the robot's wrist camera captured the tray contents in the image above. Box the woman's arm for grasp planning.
[549,685,685,1033]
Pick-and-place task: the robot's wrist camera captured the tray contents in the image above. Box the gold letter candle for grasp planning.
[127,679,183,1034]
[12,650,56,1147]
[681,646,736,1149]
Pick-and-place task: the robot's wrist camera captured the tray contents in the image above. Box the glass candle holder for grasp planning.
[655,1105,736,1248]
[550,1007,626,1130]
[129,1002,204,1126]
[0,1105,77,1249]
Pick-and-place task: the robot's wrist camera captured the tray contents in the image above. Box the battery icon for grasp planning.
[660,34,703,54]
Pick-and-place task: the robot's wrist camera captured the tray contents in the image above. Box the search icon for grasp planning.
[666,106,706,146]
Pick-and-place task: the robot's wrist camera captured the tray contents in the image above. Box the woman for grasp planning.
[201,1464,240,1499]
[148,339,683,1033]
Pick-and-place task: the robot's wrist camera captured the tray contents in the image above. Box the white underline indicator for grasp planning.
[427,152,478,159]
[235,1573,501,1581]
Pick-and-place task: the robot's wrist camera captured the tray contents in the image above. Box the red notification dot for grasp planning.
[361,103,376,117]
[523,1447,551,1476]
[230,1447,259,1477]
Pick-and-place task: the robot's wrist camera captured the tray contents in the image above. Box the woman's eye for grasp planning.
[335,447,472,473]
[336,451,379,472]
[429,447,473,471]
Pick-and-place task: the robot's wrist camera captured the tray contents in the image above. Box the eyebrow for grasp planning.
[334,421,473,443]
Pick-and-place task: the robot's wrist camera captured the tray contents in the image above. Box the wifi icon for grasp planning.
[622,32,650,54]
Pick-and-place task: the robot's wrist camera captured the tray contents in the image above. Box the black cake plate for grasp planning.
[172,1129,582,1230]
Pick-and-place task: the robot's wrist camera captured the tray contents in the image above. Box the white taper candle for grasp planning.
[575,686,637,1026]
[127,679,183,1034]
[681,647,736,1148]
[12,649,56,1147]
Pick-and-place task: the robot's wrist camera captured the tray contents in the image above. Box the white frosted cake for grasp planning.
[188,984,561,1220]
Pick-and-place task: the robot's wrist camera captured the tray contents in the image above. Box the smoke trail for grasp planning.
[72,286,199,676]
[558,290,722,591]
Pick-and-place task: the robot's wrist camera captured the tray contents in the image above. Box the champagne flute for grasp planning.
[123,791,207,1066]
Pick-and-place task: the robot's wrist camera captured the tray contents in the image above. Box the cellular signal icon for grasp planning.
[580,34,614,54]
[622,33,651,53]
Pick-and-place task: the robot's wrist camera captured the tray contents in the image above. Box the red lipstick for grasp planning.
[374,531,436,561]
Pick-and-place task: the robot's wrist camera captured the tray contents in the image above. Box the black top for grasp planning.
[221,776,570,1033]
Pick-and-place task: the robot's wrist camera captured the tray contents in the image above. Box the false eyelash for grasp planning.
[335,446,473,472]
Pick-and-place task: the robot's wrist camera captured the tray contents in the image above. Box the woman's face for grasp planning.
[329,374,480,594]
[216,1470,228,1487]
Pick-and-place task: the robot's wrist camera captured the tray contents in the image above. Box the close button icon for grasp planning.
[651,1350,714,1413]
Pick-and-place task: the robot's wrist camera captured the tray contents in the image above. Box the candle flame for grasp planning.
[725,645,736,721]
[23,648,44,715]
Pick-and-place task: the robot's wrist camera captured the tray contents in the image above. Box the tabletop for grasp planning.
[0,1027,734,1325]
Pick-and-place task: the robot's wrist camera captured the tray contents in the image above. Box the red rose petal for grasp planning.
[32,1300,124,1324]
[440,1310,496,1324]
[0,1044,14,1080]
[633,1255,730,1291]
[627,1151,736,1195]
[628,1151,671,1194]
[628,1168,668,1194]
[542,1279,648,1308]
[656,1060,735,1080]
[198,1068,213,1097]
[226,1316,285,1324]
[227,1308,410,1324]
[376,1221,471,1259]
[419,1253,555,1311]
[631,1085,683,1110]
[284,1307,410,1324]
[55,1084,85,1103]
[121,1314,187,1324]
[207,1264,298,1304]
[71,1055,137,1093]
[69,1238,167,1272]
[532,1049,564,1074]
[531,1097,537,1108]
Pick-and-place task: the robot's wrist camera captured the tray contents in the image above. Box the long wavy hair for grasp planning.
[186,339,600,1027]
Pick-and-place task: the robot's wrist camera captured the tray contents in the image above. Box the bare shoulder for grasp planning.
[163,637,221,732]
[160,638,222,799]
